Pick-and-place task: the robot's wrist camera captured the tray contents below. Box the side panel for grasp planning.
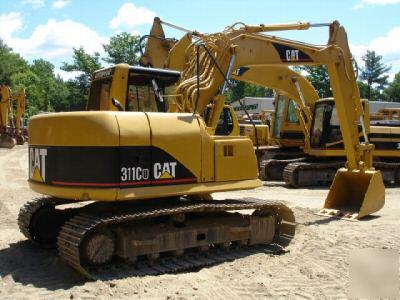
[214,138,258,181]
[199,118,215,182]
[29,111,120,147]
[147,113,202,182]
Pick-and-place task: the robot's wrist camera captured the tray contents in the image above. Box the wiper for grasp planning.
[151,79,164,104]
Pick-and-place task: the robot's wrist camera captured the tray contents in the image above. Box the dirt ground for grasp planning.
[0,145,399,299]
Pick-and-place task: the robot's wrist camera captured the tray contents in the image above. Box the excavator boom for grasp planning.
[173,20,384,219]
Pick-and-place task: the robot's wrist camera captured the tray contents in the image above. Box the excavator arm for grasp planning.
[0,85,17,148]
[0,85,12,129]
[14,88,26,131]
[231,65,319,146]
[140,18,318,140]
[174,21,384,219]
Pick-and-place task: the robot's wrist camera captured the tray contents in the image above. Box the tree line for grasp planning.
[0,33,141,118]
[0,32,399,120]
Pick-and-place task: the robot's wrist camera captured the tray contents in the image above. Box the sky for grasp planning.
[0,0,399,80]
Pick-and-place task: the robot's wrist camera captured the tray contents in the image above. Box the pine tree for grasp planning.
[360,50,391,101]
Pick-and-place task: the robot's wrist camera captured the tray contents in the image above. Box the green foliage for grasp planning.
[360,50,391,101]
[103,32,142,65]
[0,40,28,85]
[0,39,95,118]
[61,47,101,89]
[1,31,398,122]
[384,72,400,102]
[298,66,332,98]
[225,80,273,103]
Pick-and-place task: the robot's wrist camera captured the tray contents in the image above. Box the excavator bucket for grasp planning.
[0,134,16,148]
[317,168,385,220]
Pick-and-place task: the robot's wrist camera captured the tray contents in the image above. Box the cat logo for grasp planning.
[154,162,177,180]
[286,49,299,61]
[29,148,47,182]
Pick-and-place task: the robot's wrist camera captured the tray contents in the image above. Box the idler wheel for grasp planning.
[82,229,115,266]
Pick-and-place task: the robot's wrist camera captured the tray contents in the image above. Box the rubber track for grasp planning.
[260,157,307,181]
[18,197,72,246]
[283,160,400,187]
[57,198,295,279]
[283,161,344,188]
[374,160,400,184]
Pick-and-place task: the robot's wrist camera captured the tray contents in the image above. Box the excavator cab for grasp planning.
[310,99,344,149]
[270,94,305,147]
[87,64,181,113]
[203,105,240,136]
[309,98,370,151]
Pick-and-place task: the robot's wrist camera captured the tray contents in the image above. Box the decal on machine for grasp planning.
[29,146,197,188]
[232,67,250,77]
[120,161,188,185]
[272,43,313,63]
[29,147,47,182]
[120,166,150,182]
[153,162,177,179]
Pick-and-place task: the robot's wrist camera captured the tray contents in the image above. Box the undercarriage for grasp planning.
[18,197,295,279]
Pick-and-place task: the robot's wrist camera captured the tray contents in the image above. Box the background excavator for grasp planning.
[281,98,400,186]
[0,85,27,148]
[230,60,400,186]
[0,84,16,148]
[19,20,383,278]
[12,88,27,145]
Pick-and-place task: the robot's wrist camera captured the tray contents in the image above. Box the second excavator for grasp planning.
[0,85,27,148]
[0,84,16,148]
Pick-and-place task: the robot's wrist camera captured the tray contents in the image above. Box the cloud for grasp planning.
[0,12,23,40]
[21,0,45,9]
[0,17,107,60]
[109,2,155,31]
[54,68,82,81]
[352,0,400,10]
[351,27,400,80]
[52,0,71,9]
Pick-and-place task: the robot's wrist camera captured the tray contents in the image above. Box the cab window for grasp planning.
[126,72,169,112]
[326,107,342,143]
[126,85,158,112]
[87,79,111,110]
[286,100,299,123]
[273,97,285,138]
[311,103,342,147]
[215,107,234,135]
[203,106,234,135]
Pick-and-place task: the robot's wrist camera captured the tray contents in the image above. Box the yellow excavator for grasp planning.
[280,98,400,186]
[19,20,384,278]
[0,85,27,148]
[0,84,16,148]
[231,64,400,185]
[13,88,27,145]
[240,72,400,186]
